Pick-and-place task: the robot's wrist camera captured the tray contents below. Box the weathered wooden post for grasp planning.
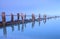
[39,14,40,26]
[11,13,14,22]
[32,13,35,22]
[43,14,46,24]
[39,14,40,21]
[32,13,35,28]
[17,13,20,23]
[21,13,24,23]
[2,12,6,26]
[17,13,19,20]
[24,14,26,20]
[11,13,14,32]
[43,14,46,20]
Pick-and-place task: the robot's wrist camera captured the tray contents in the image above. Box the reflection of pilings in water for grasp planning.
[11,24,14,32]
[2,12,6,26]
[32,21,35,28]
[43,14,46,24]
[25,23,26,28]
[39,21,40,26]
[11,13,14,32]
[3,26,7,37]
[21,24,24,32]
[18,23,20,31]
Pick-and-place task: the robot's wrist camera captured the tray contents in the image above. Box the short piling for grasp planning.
[11,13,14,23]
[43,14,47,24]
[17,13,20,23]
[39,14,40,26]
[21,13,24,23]
[32,13,35,22]
[24,14,26,20]
[39,14,40,21]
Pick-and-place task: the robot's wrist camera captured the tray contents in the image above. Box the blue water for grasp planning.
[0,17,60,39]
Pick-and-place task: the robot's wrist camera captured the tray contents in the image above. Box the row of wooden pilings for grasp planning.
[1,12,47,26]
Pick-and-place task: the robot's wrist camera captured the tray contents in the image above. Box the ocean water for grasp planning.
[0,16,60,39]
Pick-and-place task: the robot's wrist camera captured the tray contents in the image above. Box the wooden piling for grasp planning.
[32,13,35,22]
[17,13,20,20]
[24,14,26,20]
[21,13,24,23]
[11,13,14,22]
[2,12,6,26]
[43,14,46,20]
[38,14,40,26]
[43,14,46,24]
[39,14,40,21]
[17,13,20,23]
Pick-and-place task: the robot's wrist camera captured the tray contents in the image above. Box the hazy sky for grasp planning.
[0,0,60,15]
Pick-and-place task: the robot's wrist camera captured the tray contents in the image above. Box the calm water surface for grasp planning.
[0,17,60,39]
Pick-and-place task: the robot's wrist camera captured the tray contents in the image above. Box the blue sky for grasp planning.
[0,0,60,15]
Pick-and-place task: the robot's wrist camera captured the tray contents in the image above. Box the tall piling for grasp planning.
[2,12,6,26]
